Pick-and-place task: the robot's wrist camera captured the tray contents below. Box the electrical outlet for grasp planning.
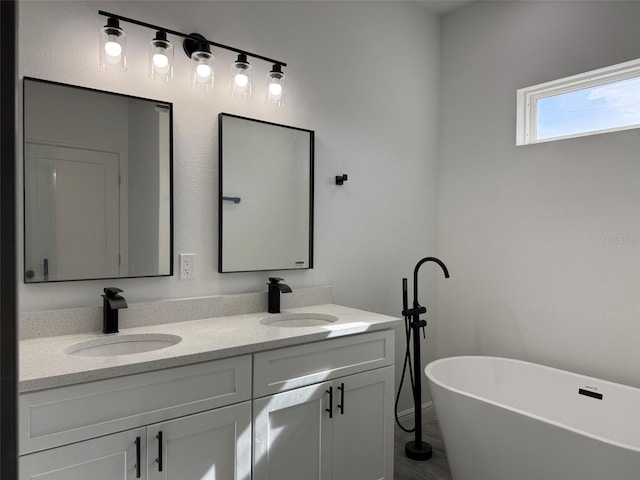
[179,253,194,279]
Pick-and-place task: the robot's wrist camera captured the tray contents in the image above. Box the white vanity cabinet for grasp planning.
[19,427,146,480]
[19,355,252,480]
[252,330,395,480]
[19,326,396,480]
[330,366,394,480]
[146,402,251,480]
[254,380,333,480]
[20,403,252,480]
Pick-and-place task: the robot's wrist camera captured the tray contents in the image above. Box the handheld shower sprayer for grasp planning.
[396,256,449,461]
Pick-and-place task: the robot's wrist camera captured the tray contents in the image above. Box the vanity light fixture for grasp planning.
[230,53,252,99]
[97,10,287,106]
[266,64,286,107]
[99,17,127,71]
[149,31,174,82]
[191,48,215,91]
[184,34,215,91]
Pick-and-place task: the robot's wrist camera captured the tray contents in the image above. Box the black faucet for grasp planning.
[401,256,449,461]
[267,277,292,314]
[102,287,128,334]
[411,257,449,315]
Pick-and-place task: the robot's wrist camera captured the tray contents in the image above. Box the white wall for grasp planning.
[18,1,441,409]
[437,1,640,388]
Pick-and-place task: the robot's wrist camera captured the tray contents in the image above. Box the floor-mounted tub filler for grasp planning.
[426,356,640,480]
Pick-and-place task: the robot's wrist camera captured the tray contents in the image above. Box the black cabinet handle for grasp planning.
[157,431,163,472]
[325,386,333,418]
[135,436,141,478]
[337,382,345,415]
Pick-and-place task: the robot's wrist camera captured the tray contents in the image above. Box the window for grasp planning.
[516,58,640,145]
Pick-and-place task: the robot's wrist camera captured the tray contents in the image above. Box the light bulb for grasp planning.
[148,31,173,81]
[266,64,285,107]
[99,18,126,71]
[188,39,214,90]
[153,53,169,69]
[269,82,282,98]
[105,39,122,58]
[229,54,252,99]
[234,73,249,88]
[196,63,212,78]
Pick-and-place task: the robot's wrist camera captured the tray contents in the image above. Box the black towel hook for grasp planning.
[335,174,348,185]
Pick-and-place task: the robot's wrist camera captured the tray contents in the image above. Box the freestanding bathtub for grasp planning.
[425,356,640,480]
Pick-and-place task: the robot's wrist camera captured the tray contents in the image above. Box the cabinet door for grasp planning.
[331,366,394,480]
[253,381,333,480]
[146,401,251,480]
[19,427,145,480]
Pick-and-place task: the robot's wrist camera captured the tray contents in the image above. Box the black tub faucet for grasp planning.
[400,256,449,461]
[102,287,128,334]
[267,277,292,314]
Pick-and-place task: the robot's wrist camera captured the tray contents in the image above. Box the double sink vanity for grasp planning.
[19,297,399,480]
[19,78,396,479]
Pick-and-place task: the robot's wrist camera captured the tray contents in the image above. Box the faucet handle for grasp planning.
[104,287,124,298]
[268,277,285,284]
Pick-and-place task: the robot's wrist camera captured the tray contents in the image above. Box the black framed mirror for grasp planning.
[23,78,173,283]
[218,113,314,273]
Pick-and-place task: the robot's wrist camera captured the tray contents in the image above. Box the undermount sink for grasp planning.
[259,313,339,328]
[66,333,182,357]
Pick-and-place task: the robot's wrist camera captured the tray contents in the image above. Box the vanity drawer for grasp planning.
[253,330,394,397]
[19,355,251,455]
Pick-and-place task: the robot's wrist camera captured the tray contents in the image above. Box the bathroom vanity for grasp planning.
[18,303,398,480]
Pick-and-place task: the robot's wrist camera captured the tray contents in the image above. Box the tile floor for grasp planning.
[394,419,453,480]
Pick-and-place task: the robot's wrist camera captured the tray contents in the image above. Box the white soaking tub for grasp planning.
[425,356,640,480]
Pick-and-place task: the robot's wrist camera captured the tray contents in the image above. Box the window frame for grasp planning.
[516,58,640,145]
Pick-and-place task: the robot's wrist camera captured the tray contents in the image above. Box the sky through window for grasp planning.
[537,76,640,140]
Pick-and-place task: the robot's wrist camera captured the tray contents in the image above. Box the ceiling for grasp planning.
[414,0,475,15]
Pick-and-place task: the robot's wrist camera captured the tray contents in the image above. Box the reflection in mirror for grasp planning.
[23,78,173,282]
[219,113,314,273]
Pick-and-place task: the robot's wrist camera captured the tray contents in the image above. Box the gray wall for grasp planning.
[24,81,128,148]
[437,1,640,388]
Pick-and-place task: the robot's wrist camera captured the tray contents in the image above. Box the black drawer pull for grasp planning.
[325,386,333,418]
[135,436,141,478]
[157,431,163,472]
[337,382,345,415]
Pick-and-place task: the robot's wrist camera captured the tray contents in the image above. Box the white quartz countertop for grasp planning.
[20,304,400,392]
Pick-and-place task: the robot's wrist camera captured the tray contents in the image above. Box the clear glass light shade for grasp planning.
[266,69,286,107]
[99,24,127,71]
[191,51,215,91]
[230,56,252,99]
[149,38,174,82]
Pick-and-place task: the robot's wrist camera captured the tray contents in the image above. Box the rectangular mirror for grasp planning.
[219,113,314,273]
[23,78,173,282]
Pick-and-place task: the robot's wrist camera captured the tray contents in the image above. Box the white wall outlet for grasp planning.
[179,253,195,279]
